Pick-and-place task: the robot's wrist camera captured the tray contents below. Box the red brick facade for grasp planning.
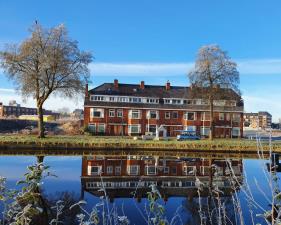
[84,80,244,138]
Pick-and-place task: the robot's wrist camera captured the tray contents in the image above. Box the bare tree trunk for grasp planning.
[37,104,45,138]
[209,96,214,140]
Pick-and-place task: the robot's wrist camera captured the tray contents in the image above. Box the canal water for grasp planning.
[0,153,280,225]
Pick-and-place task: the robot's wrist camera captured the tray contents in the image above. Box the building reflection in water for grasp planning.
[81,155,243,203]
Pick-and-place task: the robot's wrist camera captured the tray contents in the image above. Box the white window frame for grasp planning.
[219,113,225,121]
[90,108,104,118]
[147,110,158,119]
[200,126,210,136]
[172,111,178,119]
[129,110,141,119]
[107,166,113,174]
[97,124,106,133]
[128,124,141,134]
[109,109,115,117]
[88,124,96,133]
[201,112,210,121]
[164,167,169,174]
[88,166,102,176]
[165,112,170,119]
[145,166,157,175]
[184,112,196,121]
[115,166,121,175]
[127,165,140,175]
[117,109,123,117]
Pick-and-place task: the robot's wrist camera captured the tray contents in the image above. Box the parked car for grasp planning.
[176,131,200,141]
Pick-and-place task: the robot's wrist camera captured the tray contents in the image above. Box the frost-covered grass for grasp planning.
[0,135,280,152]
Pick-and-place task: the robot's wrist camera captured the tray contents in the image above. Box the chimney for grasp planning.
[166,81,171,91]
[85,83,89,98]
[140,81,145,90]
[114,79,119,88]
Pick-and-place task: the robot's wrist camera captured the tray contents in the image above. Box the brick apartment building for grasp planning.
[0,100,60,119]
[81,155,243,200]
[244,111,272,129]
[84,80,244,138]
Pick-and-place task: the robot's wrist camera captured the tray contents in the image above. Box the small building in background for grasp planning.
[244,111,272,129]
[0,100,59,120]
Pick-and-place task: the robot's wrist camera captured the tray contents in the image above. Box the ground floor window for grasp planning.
[184,126,196,132]
[200,127,210,136]
[146,125,157,134]
[97,124,105,133]
[128,124,141,134]
[232,127,240,137]
[88,124,96,133]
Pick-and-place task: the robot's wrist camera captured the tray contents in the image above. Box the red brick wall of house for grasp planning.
[84,106,243,138]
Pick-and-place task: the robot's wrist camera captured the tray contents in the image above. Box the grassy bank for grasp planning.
[0,135,281,152]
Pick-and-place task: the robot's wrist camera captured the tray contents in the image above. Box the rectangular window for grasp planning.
[127,165,140,175]
[129,110,141,119]
[90,108,104,118]
[183,166,196,175]
[171,167,177,175]
[201,112,210,121]
[219,113,224,121]
[88,124,96,133]
[88,166,102,175]
[232,127,240,137]
[128,124,141,134]
[233,114,241,122]
[147,125,157,134]
[97,124,105,133]
[172,111,178,119]
[107,166,113,174]
[184,126,196,132]
[145,166,157,175]
[117,109,123,117]
[147,110,158,119]
[184,112,196,120]
[115,166,121,175]
[200,127,210,136]
[226,113,230,121]
[109,109,115,117]
[164,167,169,174]
[165,112,170,119]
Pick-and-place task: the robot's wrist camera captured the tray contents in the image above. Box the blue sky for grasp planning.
[0,0,281,121]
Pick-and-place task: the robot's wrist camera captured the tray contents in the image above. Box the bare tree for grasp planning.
[0,22,92,138]
[188,45,240,140]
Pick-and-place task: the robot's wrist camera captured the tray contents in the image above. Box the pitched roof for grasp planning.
[88,82,241,100]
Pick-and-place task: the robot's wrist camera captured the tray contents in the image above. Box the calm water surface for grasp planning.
[0,153,280,225]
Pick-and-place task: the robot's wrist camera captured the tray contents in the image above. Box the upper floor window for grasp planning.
[90,108,104,118]
[146,98,159,104]
[219,113,224,121]
[129,110,141,119]
[233,113,241,122]
[109,109,115,117]
[145,166,157,175]
[172,111,178,119]
[165,112,170,119]
[201,112,210,121]
[147,110,158,119]
[184,112,196,121]
[91,95,105,101]
[117,109,123,117]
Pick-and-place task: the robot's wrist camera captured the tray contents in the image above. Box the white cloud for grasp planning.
[89,58,281,76]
